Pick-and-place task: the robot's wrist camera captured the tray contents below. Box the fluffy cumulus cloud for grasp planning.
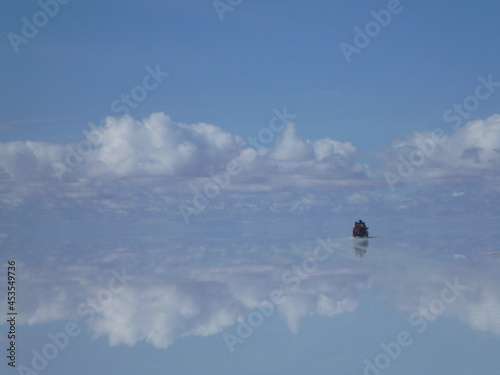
[0,113,358,183]
[0,140,66,181]
[270,123,355,162]
[84,114,243,178]
[0,112,499,229]
[1,113,500,203]
[380,114,500,189]
[0,113,370,211]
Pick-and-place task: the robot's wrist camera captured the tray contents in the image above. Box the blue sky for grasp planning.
[2,0,500,148]
[1,1,500,374]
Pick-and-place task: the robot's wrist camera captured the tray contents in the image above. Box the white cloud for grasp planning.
[270,123,315,162]
[313,138,356,160]
[1,113,499,202]
[380,114,500,187]
[0,113,362,186]
[86,113,243,178]
[0,113,499,224]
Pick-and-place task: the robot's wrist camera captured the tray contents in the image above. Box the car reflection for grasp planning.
[353,238,369,257]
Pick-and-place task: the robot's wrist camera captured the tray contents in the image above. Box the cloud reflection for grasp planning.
[2,236,500,350]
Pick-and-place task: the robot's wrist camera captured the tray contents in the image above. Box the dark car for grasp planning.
[353,220,369,238]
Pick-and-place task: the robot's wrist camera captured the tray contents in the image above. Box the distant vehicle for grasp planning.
[353,220,369,238]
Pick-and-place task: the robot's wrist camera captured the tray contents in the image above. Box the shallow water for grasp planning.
[2,212,499,375]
